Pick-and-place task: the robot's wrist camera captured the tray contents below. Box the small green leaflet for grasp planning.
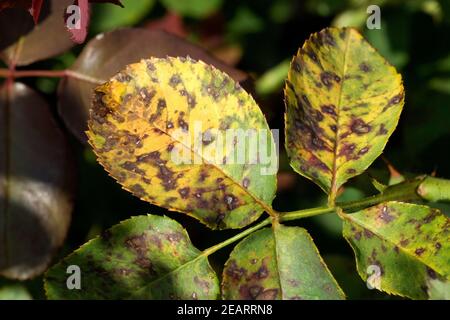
[222,224,345,300]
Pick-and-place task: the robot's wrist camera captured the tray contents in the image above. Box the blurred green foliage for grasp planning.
[4,0,449,300]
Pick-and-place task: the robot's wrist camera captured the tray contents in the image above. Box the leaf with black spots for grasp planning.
[222,225,345,300]
[0,82,74,280]
[285,27,404,203]
[87,57,277,229]
[341,202,450,299]
[58,28,249,143]
[44,215,219,299]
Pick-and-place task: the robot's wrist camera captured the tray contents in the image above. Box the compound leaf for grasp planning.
[342,201,450,299]
[222,225,345,300]
[87,57,277,229]
[285,27,404,203]
[45,214,219,299]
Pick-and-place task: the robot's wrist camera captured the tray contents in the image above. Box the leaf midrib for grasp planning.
[330,29,351,202]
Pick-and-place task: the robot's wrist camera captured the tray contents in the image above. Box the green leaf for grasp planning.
[0,284,32,300]
[160,0,222,18]
[90,0,156,33]
[222,224,345,300]
[45,215,219,299]
[342,201,450,299]
[284,27,404,203]
[87,57,277,229]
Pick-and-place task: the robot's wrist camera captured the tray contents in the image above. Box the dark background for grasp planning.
[0,0,449,299]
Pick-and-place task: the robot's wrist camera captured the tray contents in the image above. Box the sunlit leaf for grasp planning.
[160,0,222,19]
[58,28,249,143]
[45,215,219,299]
[0,284,32,300]
[0,82,74,280]
[87,57,277,229]
[90,0,155,33]
[342,201,450,299]
[222,225,345,300]
[285,27,404,203]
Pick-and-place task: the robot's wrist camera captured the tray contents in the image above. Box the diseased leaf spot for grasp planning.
[377,124,388,135]
[139,87,156,104]
[224,194,239,210]
[226,260,246,281]
[358,146,370,155]
[293,59,301,72]
[320,71,339,89]
[359,62,371,72]
[415,248,426,256]
[350,118,371,135]
[321,104,337,117]
[130,184,146,198]
[178,187,190,199]
[379,205,395,223]
[242,178,250,189]
[116,72,132,82]
[346,168,356,174]
[249,285,263,299]
[338,143,356,160]
[169,74,182,88]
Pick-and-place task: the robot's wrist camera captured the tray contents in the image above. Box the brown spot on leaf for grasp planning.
[379,205,395,223]
[130,184,146,198]
[320,71,339,89]
[415,248,426,256]
[364,229,374,238]
[224,194,239,210]
[350,118,371,135]
[359,62,371,72]
[358,146,370,155]
[377,124,388,135]
[321,104,337,117]
[226,260,247,281]
[178,187,190,199]
[120,161,145,175]
[139,87,156,105]
[338,143,356,160]
[400,239,410,247]
[169,74,182,88]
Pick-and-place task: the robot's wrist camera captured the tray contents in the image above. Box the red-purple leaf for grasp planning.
[65,0,90,44]
[0,82,75,280]
[30,0,44,23]
[0,0,75,66]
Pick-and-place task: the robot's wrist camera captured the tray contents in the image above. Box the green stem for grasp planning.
[417,176,450,202]
[202,177,437,256]
[203,217,272,256]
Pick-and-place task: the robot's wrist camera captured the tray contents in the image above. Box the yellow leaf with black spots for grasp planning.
[285,27,404,203]
[88,57,277,229]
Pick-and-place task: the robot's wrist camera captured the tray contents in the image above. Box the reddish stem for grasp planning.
[0,68,105,85]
